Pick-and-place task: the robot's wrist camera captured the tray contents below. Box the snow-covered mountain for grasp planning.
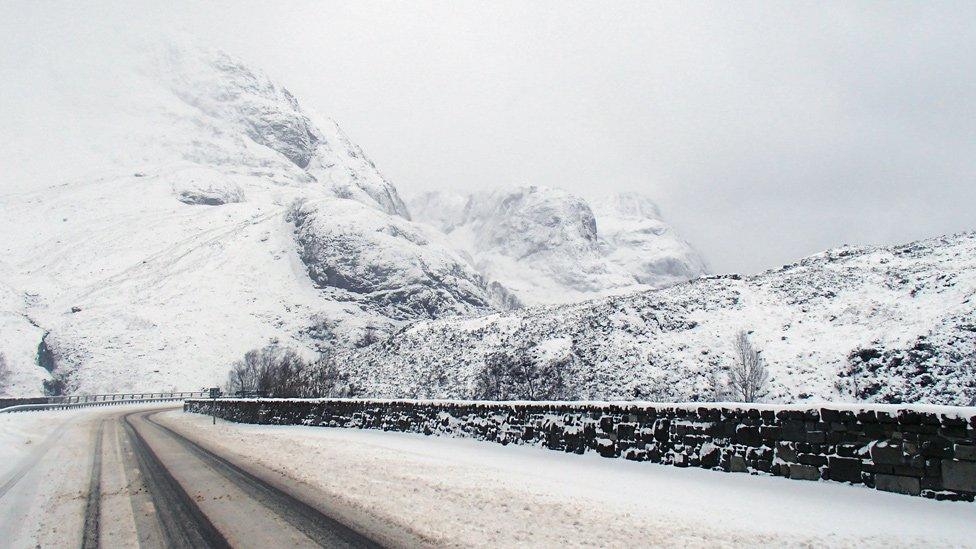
[1,41,691,396]
[0,43,516,395]
[408,187,707,305]
[333,232,976,406]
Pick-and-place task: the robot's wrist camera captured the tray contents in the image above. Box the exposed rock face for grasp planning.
[289,198,508,320]
[162,46,410,219]
[589,192,707,287]
[167,167,245,205]
[331,232,976,406]
[408,186,707,305]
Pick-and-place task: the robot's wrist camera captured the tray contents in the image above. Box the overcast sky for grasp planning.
[5,1,976,274]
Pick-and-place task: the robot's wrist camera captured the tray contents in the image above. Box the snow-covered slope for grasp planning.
[0,43,507,395]
[408,187,707,305]
[334,232,976,405]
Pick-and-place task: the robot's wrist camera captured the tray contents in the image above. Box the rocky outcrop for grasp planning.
[166,166,245,205]
[289,198,512,320]
[163,46,410,219]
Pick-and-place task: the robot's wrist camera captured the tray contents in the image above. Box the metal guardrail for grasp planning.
[0,391,208,413]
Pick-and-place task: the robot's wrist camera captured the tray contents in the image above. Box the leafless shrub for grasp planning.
[727,330,769,403]
[226,344,349,398]
[474,343,575,401]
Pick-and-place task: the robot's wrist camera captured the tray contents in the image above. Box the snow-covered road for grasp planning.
[0,404,401,547]
[163,410,976,548]
[2,405,973,547]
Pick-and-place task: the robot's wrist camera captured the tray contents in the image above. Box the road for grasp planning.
[0,404,396,548]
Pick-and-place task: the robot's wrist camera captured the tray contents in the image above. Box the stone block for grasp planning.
[798,454,828,467]
[856,410,877,423]
[760,425,781,441]
[735,425,762,447]
[870,441,904,465]
[892,465,924,478]
[700,446,721,468]
[781,421,806,442]
[942,459,976,492]
[786,464,820,481]
[776,442,798,462]
[616,422,636,440]
[939,426,969,439]
[828,456,863,483]
[921,440,953,459]
[954,444,976,462]
[875,474,921,496]
[730,455,748,473]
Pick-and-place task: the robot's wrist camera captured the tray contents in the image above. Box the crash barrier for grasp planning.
[1,392,208,413]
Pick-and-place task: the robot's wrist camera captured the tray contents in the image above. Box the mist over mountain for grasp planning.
[0,43,703,395]
[408,187,707,305]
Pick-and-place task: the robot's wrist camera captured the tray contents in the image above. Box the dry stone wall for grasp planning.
[185,399,976,501]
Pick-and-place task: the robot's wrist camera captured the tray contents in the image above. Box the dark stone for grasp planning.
[921,440,953,459]
[700,446,721,468]
[776,443,798,462]
[875,474,921,496]
[942,460,976,492]
[760,426,781,441]
[617,422,636,440]
[596,437,617,458]
[798,454,828,467]
[735,426,762,447]
[940,426,970,439]
[856,410,877,423]
[870,441,904,465]
[892,465,924,478]
[730,455,748,473]
[781,421,806,442]
[876,412,897,424]
[786,464,820,481]
[820,408,841,423]
[863,463,894,475]
[954,444,976,461]
[828,457,863,483]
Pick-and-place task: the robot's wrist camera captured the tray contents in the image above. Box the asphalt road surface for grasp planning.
[0,404,397,548]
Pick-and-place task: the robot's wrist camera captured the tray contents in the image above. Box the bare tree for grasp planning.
[307,352,351,397]
[356,324,384,348]
[474,342,575,401]
[225,344,320,398]
[225,353,259,395]
[727,330,769,403]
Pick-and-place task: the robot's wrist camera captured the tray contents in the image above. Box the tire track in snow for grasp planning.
[143,411,380,548]
[122,411,230,548]
[81,418,105,549]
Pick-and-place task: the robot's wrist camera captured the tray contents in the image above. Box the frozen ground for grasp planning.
[163,410,976,548]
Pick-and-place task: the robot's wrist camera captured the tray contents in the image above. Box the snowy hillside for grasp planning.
[408,187,707,305]
[0,43,511,395]
[334,232,976,406]
[2,42,687,396]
